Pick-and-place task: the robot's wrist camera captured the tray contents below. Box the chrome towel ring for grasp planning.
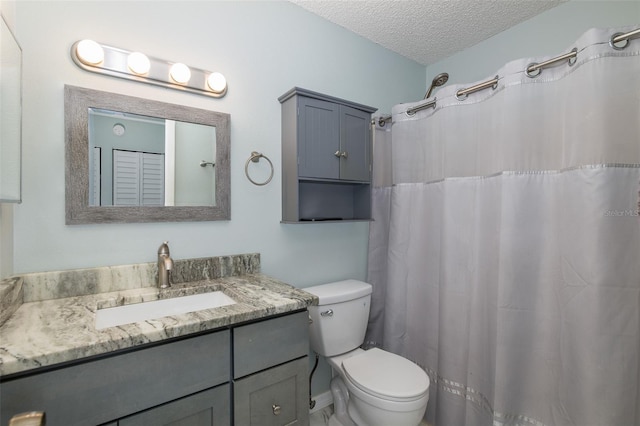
[245,151,274,186]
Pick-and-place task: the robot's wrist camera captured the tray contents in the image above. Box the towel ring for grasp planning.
[245,151,274,186]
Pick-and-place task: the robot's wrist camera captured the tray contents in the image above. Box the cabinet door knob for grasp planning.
[341,151,348,158]
[272,404,282,415]
[334,150,342,158]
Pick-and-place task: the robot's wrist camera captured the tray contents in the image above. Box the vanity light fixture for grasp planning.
[127,52,150,75]
[71,40,227,98]
[75,39,104,65]
[207,72,227,94]
[169,62,191,84]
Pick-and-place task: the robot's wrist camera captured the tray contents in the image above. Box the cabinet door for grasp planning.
[118,385,230,426]
[339,105,371,182]
[298,97,340,179]
[234,357,309,426]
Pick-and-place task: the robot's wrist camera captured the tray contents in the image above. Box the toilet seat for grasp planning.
[342,348,430,402]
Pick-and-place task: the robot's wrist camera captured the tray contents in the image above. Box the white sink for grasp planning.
[95,291,236,330]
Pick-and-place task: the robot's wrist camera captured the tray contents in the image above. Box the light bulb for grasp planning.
[169,63,191,84]
[127,52,150,75]
[207,72,227,94]
[76,40,104,65]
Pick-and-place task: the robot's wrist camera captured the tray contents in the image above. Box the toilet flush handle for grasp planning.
[321,309,334,317]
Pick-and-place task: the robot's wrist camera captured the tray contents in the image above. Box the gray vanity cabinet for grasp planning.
[0,330,231,426]
[279,87,377,223]
[233,311,310,426]
[1,311,311,426]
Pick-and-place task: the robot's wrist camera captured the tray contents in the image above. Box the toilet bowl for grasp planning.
[328,348,429,426]
[305,280,430,426]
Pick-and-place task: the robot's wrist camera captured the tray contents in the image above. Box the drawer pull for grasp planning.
[272,404,282,415]
[321,309,333,317]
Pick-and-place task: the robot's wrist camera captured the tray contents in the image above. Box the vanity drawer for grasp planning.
[234,357,309,426]
[233,310,309,378]
[0,330,230,426]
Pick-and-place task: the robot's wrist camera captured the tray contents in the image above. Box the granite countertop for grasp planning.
[0,255,317,377]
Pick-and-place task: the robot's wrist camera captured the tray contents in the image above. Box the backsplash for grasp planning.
[13,253,260,303]
[0,277,23,326]
[171,253,260,284]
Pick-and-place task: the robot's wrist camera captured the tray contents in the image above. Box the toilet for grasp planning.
[305,280,429,426]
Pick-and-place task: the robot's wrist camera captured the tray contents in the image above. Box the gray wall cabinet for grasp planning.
[0,311,309,426]
[279,88,377,223]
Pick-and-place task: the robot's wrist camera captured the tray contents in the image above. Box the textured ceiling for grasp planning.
[291,0,566,65]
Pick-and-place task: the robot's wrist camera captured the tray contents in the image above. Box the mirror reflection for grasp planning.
[88,108,217,207]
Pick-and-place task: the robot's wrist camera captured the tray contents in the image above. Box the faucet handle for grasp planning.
[158,241,170,255]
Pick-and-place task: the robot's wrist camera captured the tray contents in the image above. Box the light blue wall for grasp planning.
[12,1,424,284]
[426,1,640,86]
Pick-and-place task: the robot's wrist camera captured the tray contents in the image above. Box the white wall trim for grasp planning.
[310,390,333,414]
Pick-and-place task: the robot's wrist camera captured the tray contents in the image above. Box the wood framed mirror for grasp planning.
[65,85,230,224]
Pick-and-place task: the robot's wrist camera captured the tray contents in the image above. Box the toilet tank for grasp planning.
[305,280,372,357]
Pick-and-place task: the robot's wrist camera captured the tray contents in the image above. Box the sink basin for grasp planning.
[95,291,236,330]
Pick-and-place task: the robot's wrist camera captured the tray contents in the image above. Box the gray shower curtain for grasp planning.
[366,27,640,426]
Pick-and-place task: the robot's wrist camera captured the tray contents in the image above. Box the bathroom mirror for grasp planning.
[65,85,230,224]
[0,16,22,203]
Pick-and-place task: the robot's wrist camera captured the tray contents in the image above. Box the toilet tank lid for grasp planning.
[304,279,372,304]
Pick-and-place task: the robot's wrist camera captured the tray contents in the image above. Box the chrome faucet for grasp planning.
[157,241,174,289]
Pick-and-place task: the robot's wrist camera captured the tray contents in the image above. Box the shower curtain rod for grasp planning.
[392,27,640,118]
[612,27,640,45]
[375,97,436,126]
[374,116,392,127]
[455,75,499,100]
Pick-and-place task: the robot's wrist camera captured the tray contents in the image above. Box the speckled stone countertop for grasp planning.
[0,254,317,377]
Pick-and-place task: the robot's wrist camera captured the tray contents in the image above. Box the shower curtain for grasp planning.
[366,27,640,426]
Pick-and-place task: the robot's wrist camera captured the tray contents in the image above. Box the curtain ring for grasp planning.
[609,32,630,50]
[245,151,274,186]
